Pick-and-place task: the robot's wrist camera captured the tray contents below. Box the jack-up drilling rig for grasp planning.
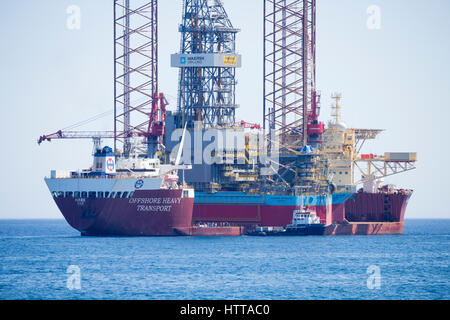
[39,0,167,160]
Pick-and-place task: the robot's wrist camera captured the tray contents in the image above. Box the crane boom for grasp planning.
[237,120,261,130]
[37,131,116,145]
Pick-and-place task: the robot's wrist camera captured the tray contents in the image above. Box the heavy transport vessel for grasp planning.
[39,0,417,237]
[45,146,195,236]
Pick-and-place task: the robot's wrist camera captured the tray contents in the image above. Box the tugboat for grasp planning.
[246,206,326,236]
[283,207,326,235]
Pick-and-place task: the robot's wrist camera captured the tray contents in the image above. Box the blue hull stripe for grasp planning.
[195,192,352,206]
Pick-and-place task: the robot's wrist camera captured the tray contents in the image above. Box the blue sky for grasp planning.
[0,0,449,219]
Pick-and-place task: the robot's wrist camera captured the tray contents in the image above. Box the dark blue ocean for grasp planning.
[0,219,448,300]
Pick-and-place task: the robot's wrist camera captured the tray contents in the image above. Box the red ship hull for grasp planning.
[193,203,330,226]
[344,192,411,223]
[321,192,411,235]
[53,189,194,236]
[324,222,404,235]
[191,192,412,235]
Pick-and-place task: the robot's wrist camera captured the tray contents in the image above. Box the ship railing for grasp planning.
[47,172,162,180]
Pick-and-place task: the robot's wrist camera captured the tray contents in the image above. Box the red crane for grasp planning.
[237,120,261,130]
[306,90,325,145]
[37,93,168,149]
[145,92,167,138]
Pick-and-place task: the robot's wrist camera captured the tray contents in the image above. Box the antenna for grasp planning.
[331,93,342,125]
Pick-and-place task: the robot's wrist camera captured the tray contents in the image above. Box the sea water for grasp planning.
[0,219,448,300]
